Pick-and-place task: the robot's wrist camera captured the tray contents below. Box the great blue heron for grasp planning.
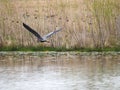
[23,23,62,42]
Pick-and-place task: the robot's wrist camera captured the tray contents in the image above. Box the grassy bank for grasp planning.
[0,0,120,48]
[0,46,120,52]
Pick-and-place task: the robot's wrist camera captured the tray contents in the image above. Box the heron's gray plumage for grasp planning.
[23,23,43,40]
[43,29,62,39]
[23,23,62,42]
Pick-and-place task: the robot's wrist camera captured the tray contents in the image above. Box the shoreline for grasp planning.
[0,51,120,56]
[0,46,120,52]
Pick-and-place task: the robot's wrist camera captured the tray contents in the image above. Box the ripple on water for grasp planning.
[0,53,120,90]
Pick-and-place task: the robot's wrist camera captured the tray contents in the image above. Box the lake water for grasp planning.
[0,52,120,90]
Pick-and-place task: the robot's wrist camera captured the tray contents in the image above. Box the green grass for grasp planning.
[0,46,120,52]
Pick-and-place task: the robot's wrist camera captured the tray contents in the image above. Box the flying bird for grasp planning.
[23,23,62,42]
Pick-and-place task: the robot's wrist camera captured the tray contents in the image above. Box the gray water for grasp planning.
[0,53,120,90]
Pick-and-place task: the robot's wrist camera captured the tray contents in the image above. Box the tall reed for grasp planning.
[85,0,120,48]
[0,0,120,48]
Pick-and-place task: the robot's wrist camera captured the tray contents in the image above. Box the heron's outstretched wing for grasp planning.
[23,23,43,40]
[43,28,62,39]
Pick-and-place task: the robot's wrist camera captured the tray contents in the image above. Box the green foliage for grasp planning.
[0,45,120,52]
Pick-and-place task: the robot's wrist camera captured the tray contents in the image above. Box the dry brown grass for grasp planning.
[0,0,120,48]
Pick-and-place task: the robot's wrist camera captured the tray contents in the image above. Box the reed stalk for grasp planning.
[0,0,120,49]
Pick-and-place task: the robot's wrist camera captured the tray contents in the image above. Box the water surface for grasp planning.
[0,53,120,90]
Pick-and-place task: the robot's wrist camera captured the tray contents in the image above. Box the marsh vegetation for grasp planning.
[0,0,120,50]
